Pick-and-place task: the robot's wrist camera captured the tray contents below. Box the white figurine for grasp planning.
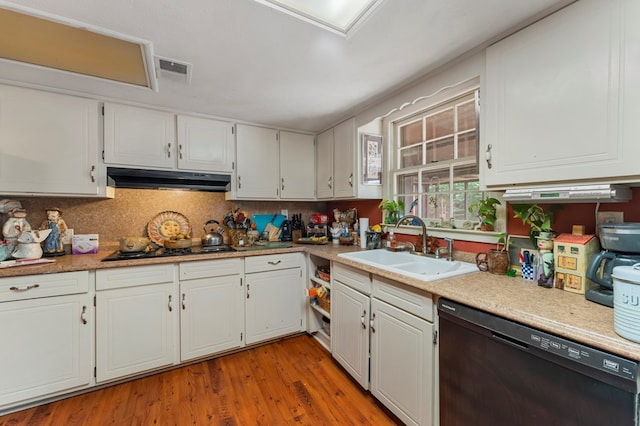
[2,208,31,254]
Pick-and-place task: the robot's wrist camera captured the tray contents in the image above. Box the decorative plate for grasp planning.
[147,211,191,246]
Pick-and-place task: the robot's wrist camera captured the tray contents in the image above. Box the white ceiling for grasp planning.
[0,0,571,133]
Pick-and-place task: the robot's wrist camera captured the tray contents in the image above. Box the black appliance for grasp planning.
[280,220,293,241]
[438,299,639,426]
[101,245,233,261]
[586,223,640,307]
[107,167,231,192]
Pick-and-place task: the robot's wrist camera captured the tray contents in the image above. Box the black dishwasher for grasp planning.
[438,299,639,426]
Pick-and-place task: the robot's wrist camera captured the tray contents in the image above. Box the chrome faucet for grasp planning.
[435,237,454,261]
[395,214,428,255]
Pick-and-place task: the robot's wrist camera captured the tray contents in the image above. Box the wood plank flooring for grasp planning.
[0,335,401,425]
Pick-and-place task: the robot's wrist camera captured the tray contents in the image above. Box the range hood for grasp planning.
[107,167,231,192]
[503,184,632,203]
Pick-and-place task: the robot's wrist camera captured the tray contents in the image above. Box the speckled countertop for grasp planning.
[2,243,640,361]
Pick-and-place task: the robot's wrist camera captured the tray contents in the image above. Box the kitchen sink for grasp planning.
[338,249,477,282]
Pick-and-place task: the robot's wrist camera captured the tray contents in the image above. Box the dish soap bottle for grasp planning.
[386,230,397,249]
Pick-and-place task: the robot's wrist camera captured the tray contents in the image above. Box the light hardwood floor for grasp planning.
[0,335,401,425]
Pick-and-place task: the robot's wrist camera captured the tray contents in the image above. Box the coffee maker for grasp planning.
[280,220,293,241]
[586,223,640,307]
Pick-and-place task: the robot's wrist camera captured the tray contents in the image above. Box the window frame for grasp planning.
[381,77,503,244]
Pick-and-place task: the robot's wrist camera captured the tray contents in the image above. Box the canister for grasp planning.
[612,263,640,343]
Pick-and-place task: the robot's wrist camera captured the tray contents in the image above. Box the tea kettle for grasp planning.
[11,229,52,259]
[202,220,224,246]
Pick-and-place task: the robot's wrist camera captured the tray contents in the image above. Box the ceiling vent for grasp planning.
[155,56,192,85]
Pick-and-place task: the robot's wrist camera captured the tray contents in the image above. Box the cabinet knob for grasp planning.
[485,144,493,169]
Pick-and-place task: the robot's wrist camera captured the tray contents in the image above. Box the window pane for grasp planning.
[426,108,454,140]
[458,131,477,159]
[400,120,422,147]
[427,137,454,163]
[457,100,476,132]
[400,146,422,168]
[397,172,419,194]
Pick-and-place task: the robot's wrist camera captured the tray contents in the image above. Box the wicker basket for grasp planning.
[317,291,330,313]
[316,265,331,282]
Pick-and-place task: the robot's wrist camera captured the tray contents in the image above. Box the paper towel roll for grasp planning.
[359,218,369,249]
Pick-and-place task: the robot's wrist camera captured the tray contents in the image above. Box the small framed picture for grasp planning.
[363,133,382,185]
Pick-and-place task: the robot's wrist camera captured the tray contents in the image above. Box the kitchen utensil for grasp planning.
[119,236,151,253]
[147,211,191,246]
[201,220,224,246]
[612,263,640,343]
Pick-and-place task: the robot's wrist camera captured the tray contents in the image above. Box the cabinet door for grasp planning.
[483,0,623,187]
[235,124,279,198]
[103,103,176,169]
[177,115,234,173]
[180,275,243,361]
[279,131,315,199]
[316,128,334,199]
[370,298,433,426]
[621,0,640,165]
[0,84,100,195]
[331,280,370,389]
[333,118,356,198]
[245,268,303,345]
[0,294,91,407]
[96,283,177,382]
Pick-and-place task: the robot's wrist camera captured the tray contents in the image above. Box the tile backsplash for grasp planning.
[2,189,324,245]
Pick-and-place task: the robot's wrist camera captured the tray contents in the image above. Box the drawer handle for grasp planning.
[267,260,282,266]
[9,284,40,292]
[81,306,88,325]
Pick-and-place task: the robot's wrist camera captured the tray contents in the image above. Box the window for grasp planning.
[392,89,482,226]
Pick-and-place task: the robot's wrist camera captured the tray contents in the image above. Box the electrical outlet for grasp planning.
[281,209,288,218]
[597,212,624,225]
[62,228,74,245]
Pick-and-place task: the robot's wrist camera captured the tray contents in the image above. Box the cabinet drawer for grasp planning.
[333,263,371,295]
[96,264,176,290]
[180,258,243,280]
[372,276,433,321]
[0,271,89,302]
[244,253,302,273]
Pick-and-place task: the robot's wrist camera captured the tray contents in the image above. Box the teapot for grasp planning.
[12,229,52,259]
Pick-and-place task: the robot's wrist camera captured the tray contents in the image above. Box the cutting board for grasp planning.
[252,214,286,234]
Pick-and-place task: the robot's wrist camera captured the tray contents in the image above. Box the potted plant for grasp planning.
[468,197,501,231]
[379,199,405,224]
[511,204,561,247]
[477,232,510,275]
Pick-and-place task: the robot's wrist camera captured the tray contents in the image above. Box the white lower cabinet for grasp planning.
[332,279,371,388]
[0,272,92,410]
[96,265,178,383]
[179,259,244,361]
[331,263,435,425]
[245,253,305,345]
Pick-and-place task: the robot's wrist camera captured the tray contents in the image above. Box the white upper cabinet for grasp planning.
[104,103,176,169]
[235,124,279,199]
[316,128,334,199]
[104,103,234,174]
[482,0,640,188]
[279,131,315,200]
[176,115,234,173]
[0,84,103,196]
[333,118,356,198]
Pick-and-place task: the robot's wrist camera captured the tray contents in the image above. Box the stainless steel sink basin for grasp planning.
[338,249,477,282]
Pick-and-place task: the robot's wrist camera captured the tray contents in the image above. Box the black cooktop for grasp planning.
[101,245,234,262]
